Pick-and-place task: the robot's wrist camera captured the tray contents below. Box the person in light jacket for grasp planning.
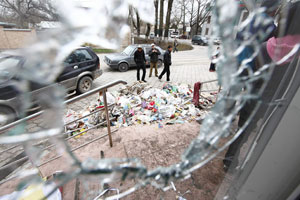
[148,43,161,77]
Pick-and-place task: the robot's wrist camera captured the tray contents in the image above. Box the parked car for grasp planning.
[213,37,222,45]
[191,35,208,46]
[179,34,188,39]
[104,44,165,72]
[0,47,102,126]
[149,32,155,39]
[170,31,179,38]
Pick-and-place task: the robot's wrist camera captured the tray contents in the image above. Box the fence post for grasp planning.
[101,89,113,147]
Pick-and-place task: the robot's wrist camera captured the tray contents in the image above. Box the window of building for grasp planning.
[205,28,209,35]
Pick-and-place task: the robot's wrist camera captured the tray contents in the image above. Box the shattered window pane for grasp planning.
[0,0,299,199]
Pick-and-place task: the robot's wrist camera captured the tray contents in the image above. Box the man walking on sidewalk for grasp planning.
[134,45,147,82]
[148,43,161,77]
[158,45,172,82]
[173,39,179,53]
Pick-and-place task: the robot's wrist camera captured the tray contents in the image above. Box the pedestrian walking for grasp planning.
[134,45,147,82]
[158,45,172,82]
[173,39,179,53]
[148,43,161,77]
[209,47,220,72]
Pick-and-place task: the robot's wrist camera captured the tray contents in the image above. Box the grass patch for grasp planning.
[92,48,116,54]
[134,37,193,51]
[81,43,115,54]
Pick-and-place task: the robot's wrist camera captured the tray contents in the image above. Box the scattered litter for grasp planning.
[176,190,191,200]
[93,188,119,200]
[171,181,177,191]
[64,82,217,135]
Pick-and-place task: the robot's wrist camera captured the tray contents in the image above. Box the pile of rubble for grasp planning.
[64,82,217,134]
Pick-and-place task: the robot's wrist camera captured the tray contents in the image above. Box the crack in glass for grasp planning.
[0,0,298,199]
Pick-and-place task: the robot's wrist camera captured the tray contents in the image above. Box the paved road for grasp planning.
[95,44,217,90]
[67,44,218,112]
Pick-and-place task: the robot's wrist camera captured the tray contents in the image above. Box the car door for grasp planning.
[157,47,164,61]
[57,49,95,90]
[144,46,151,65]
[0,56,22,101]
[60,49,94,78]
[129,48,138,67]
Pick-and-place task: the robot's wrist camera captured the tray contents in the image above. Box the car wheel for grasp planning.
[77,76,93,94]
[118,63,129,72]
[157,60,163,68]
[0,106,16,127]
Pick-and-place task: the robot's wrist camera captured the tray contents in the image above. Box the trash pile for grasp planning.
[64,82,217,134]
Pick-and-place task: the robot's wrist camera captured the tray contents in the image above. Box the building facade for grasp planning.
[201,1,248,38]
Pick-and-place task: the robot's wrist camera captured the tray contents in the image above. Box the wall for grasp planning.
[0,26,37,50]
[201,15,213,37]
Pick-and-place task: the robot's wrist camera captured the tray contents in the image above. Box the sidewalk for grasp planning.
[95,45,218,91]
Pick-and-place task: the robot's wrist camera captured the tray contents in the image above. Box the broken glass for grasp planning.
[0,0,299,199]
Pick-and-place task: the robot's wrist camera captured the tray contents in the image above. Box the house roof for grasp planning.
[36,21,61,29]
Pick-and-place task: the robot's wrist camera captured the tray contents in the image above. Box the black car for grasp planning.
[104,44,165,72]
[0,47,102,126]
[192,35,208,46]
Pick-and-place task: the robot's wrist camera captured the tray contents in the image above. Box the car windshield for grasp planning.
[0,56,20,82]
[122,46,135,55]
[157,47,163,53]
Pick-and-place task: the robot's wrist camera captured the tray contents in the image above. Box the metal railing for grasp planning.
[198,79,221,99]
[0,79,127,183]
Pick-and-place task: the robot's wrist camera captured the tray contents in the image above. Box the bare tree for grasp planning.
[129,6,141,37]
[164,0,174,38]
[145,23,151,38]
[170,0,183,29]
[182,0,188,34]
[159,0,164,37]
[170,0,189,34]
[154,0,159,36]
[135,8,141,36]
[0,0,58,28]
[189,0,195,30]
[189,0,211,35]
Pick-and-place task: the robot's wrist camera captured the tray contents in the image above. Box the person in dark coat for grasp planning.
[173,39,179,53]
[158,45,172,82]
[134,45,147,82]
[148,43,161,77]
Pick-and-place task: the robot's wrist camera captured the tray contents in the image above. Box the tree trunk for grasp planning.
[159,0,164,37]
[189,0,194,37]
[195,0,201,35]
[154,0,159,36]
[129,6,137,37]
[183,0,186,34]
[164,0,174,38]
[146,23,151,38]
[135,9,141,36]
[189,0,194,27]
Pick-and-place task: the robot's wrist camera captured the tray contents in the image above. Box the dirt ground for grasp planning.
[0,121,227,200]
